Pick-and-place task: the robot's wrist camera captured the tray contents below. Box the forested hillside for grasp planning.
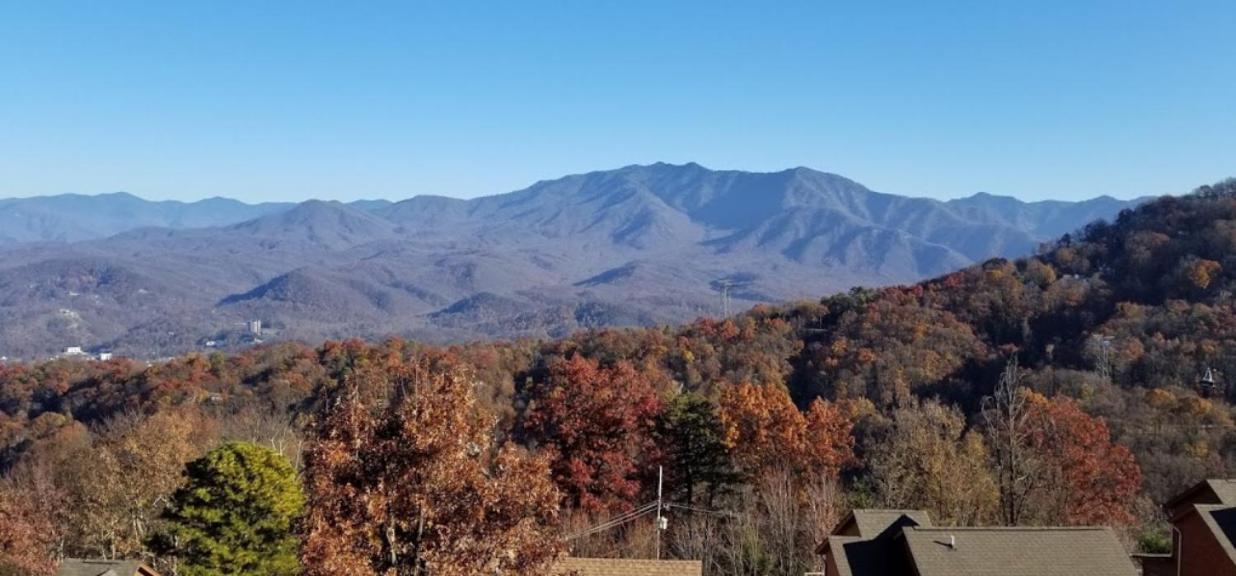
[1,179,1233,575]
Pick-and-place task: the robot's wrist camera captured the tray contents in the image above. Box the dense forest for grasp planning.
[3,179,1236,575]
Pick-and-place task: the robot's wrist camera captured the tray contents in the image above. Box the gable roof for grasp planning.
[825,535,917,576]
[1192,504,1236,567]
[57,559,160,576]
[1208,479,1236,504]
[820,509,931,573]
[553,558,702,576]
[900,526,1138,576]
[819,509,931,554]
[1166,479,1236,518]
[841,509,933,538]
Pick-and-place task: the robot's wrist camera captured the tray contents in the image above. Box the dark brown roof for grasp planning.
[553,558,702,576]
[56,559,160,576]
[900,526,1138,576]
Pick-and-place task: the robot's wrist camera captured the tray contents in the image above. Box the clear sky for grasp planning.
[1,1,1233,203]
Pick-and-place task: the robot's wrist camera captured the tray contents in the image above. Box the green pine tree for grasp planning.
[158,442,304,576]
[655,392,736,505]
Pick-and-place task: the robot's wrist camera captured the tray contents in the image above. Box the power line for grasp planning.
[566,499,741,543]
[665,503,740,518]
[565,501,659,540]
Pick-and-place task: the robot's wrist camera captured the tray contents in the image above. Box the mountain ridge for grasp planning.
[0,163,1146,358]
[0,163,1142,244]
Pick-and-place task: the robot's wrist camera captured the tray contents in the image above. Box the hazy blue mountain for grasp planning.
[0,193,404,246]
[0,192,296,245]
[0,163,1143,358]
[945,192,1138,238]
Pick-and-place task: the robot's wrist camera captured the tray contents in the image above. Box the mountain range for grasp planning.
[0,163,1142,358]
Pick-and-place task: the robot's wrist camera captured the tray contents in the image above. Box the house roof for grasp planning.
[900,526,1138,576]
[1165,479,1236,518]
[56,559,160,576]
[818,509,930,554]
[1192,504,1236,567]
[1208,479,1236,504]
[553,557,702,576]
[825,535,915,576]
[843,509,933,538]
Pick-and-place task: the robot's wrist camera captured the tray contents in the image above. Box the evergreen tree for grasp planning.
[654,393,735,505]
[158,442,304,576]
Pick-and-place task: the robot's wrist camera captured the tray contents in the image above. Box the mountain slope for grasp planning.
[0,163,1143,358]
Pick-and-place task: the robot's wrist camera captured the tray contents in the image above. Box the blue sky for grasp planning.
[1,1,1233,203]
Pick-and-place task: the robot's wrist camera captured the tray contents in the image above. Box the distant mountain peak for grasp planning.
[0,163,1147,358]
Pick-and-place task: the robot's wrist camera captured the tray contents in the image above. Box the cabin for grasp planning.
[552,557,702,576]
[817,509,1138,576]
[56,559,161,576]
[1138,478,1236,576]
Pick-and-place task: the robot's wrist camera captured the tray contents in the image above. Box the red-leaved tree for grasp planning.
[520,355,662,513]
[1025,393,1142,525]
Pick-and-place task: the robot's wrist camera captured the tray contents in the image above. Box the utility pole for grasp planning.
[655,465,664,560]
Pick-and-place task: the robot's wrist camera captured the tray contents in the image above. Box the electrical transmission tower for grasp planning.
[718,280,733,318]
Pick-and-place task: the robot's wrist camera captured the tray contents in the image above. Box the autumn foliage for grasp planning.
[300,355,562,576]
[7,180,1236,573]
[1023,392,1142,526]
[0,481,56,576]
[520,354,661,512]
[719,382,854,479]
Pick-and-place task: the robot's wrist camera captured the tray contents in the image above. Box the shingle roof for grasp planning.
[553,557,702,576]
[1166,478,1236,518]
[821,510,931,573]
[1193,504,1236,566]
[1204,480,1236,505]
[847,509,932,537]
[900,526,1138,576]
[826,535,915,576]
[56,559,158,576]
[819,509,931,554]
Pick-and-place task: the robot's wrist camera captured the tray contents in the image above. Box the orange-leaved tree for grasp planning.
[1024,392,1142,526]
[718,382,854,479]
[984,358,1141,526]
[0,480,57,576]
[300,355,562,576]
